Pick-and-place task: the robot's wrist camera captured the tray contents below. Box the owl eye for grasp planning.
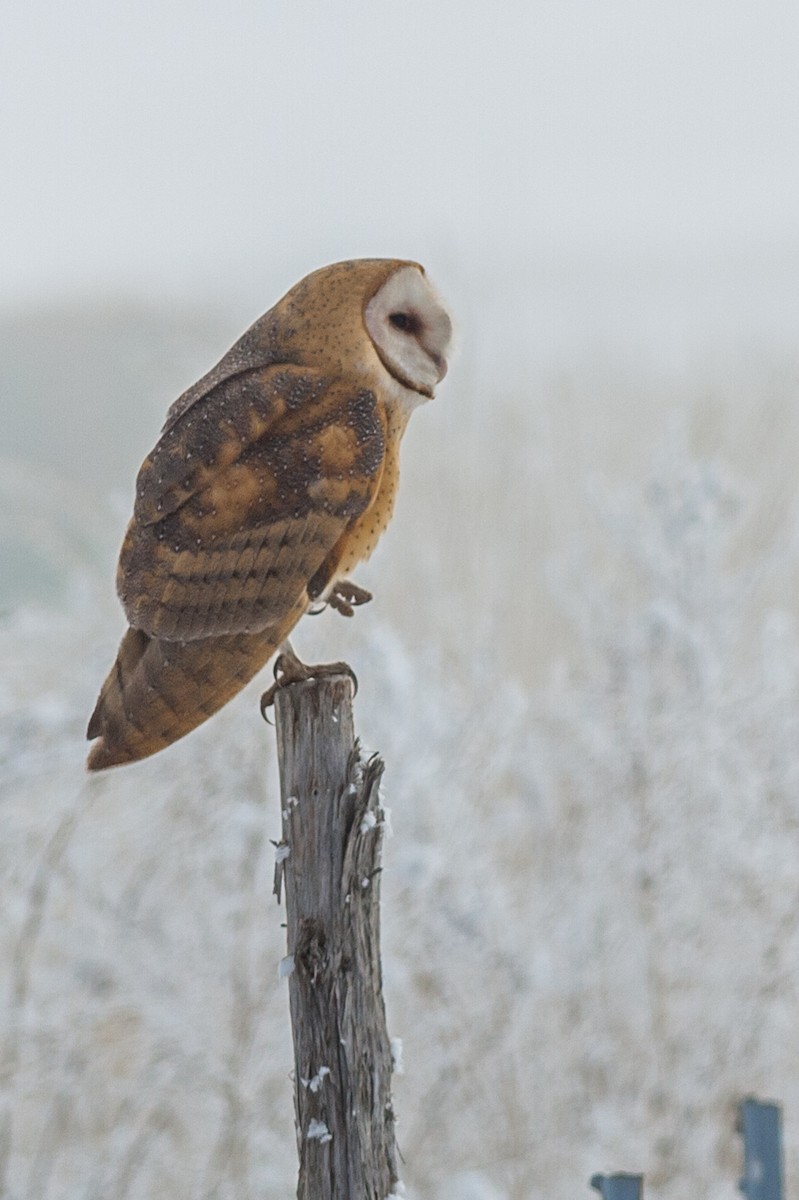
[389,311,417,334]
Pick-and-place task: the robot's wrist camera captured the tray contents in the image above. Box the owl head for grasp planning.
[271,258,453,398]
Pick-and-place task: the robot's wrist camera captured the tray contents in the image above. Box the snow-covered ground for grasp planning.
[3,280,799,1197]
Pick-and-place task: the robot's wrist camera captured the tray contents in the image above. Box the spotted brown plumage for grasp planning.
[86,258,452,769]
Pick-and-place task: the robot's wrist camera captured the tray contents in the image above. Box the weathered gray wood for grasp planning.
[273,675,400,1200]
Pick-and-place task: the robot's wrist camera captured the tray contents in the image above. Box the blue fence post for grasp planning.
[738,1097,783,1200]
[590,1173,644,1199]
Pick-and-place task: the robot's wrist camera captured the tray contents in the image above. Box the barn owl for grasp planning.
[86,258,453,770]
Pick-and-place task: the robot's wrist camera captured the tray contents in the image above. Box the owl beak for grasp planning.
[430,352,448,382]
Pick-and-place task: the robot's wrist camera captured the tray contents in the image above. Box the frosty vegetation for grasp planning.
[3,327,799,1199]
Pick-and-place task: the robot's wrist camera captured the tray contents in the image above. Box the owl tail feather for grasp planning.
[86,625,282,770]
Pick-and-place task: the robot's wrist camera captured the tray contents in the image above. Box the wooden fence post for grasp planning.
[738,1097,784,1200]
[590,1174,644,1199]
[272,674,400,1200]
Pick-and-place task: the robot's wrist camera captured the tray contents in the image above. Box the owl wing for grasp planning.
[117,364,387,641]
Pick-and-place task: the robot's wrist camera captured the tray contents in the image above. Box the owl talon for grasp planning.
[260,652,358,716]
[327,580,373,619]
[330,597,354,617]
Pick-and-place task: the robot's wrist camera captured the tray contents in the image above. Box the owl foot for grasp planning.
[260,643,358,716]
[327,580,373,618]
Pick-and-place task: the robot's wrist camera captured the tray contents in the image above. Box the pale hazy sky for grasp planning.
[3,0,799,310]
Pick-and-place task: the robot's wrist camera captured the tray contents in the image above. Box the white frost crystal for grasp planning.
[390,1037,404,1075]
[301,1066,331,1093]
[306,1119,332,1144]
[282,795,299,818]
[359,809,377,834]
